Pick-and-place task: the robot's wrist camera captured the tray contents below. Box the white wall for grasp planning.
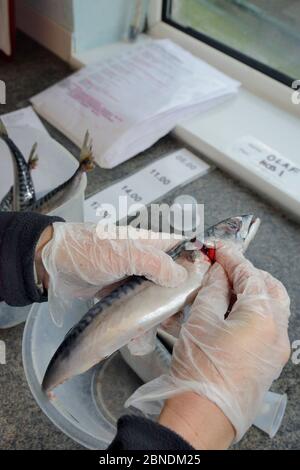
[16,0,148,59]
[72,0,137,52]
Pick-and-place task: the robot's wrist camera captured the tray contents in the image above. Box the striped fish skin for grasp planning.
[27,167,83,215]
[42,215,260,394]
[0,146,38,212]
[0,120,37,211]
[0,122,92,215]
[27,131,94,215]
[0,187,13,211]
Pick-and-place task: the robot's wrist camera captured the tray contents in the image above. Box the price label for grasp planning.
[84,148,210,223]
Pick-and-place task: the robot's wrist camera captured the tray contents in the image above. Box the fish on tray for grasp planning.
[0,120,38,211]
[42,214,260,394]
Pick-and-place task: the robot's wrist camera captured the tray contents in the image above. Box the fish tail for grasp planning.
[79,130,95,172]
[0,119,8,137]
[28,142,39,170]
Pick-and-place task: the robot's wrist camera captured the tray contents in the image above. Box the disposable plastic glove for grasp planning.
[41,222,187,326]
[126,243,291,442]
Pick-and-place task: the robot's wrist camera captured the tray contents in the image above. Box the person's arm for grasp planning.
[108,415,194,451]
[159,393,234,450]
[0,215,188,310]
[108,394,233,451]
[0,212,62,306]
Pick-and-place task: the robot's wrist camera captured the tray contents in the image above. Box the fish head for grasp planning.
[204,214,260,252]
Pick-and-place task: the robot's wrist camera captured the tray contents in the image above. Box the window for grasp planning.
[163,0,300,85]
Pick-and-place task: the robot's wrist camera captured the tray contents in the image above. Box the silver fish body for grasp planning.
[0,120,37,211]
[27,168,83,215]
[42,215,260,393]
[0,123,93,215]
[0,143,38,212]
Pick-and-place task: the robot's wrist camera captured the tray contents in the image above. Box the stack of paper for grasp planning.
[31,39,240,169]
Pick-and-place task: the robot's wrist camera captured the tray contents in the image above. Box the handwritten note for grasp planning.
[84,148,210,223]
[231,136,300,195]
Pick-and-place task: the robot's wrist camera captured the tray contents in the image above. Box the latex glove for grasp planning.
[127,327,159,356]
[126,243,291,442]
[41,222,187,326]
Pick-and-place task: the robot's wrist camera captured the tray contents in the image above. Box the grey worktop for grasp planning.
[0,33,299,450]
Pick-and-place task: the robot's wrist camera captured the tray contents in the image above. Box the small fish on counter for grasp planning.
[42,214,260,394]
[0,142,38,211]
[0,120,94,214]
[0,120,38,211]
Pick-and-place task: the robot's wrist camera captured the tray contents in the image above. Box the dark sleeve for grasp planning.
[0,211,63,306]
[108,415,194,451]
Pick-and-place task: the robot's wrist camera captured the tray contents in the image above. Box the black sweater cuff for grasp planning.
[0,211,63,306]
[108,415,194,451]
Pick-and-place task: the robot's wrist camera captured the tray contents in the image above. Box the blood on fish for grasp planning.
[186,237,216,264]
[203,246,216,263]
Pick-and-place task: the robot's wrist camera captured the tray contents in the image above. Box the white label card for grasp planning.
[231,136,300,195]
[1,106,49,135]
[84,149,210,223]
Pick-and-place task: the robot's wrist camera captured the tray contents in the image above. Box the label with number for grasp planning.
[84,148,210,223]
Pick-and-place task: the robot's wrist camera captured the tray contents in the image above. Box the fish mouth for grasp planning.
[204,214,260,250]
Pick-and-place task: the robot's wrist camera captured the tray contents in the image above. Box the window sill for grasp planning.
[72,25,300,220]
[148,21,300,221]
[174,88,300,221]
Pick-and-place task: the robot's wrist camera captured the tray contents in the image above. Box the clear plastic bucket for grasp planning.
[0,175,86,329]
[22,300,144,449]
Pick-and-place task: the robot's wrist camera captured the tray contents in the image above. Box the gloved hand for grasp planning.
[126,243,291,442]
[41,222,187,326]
